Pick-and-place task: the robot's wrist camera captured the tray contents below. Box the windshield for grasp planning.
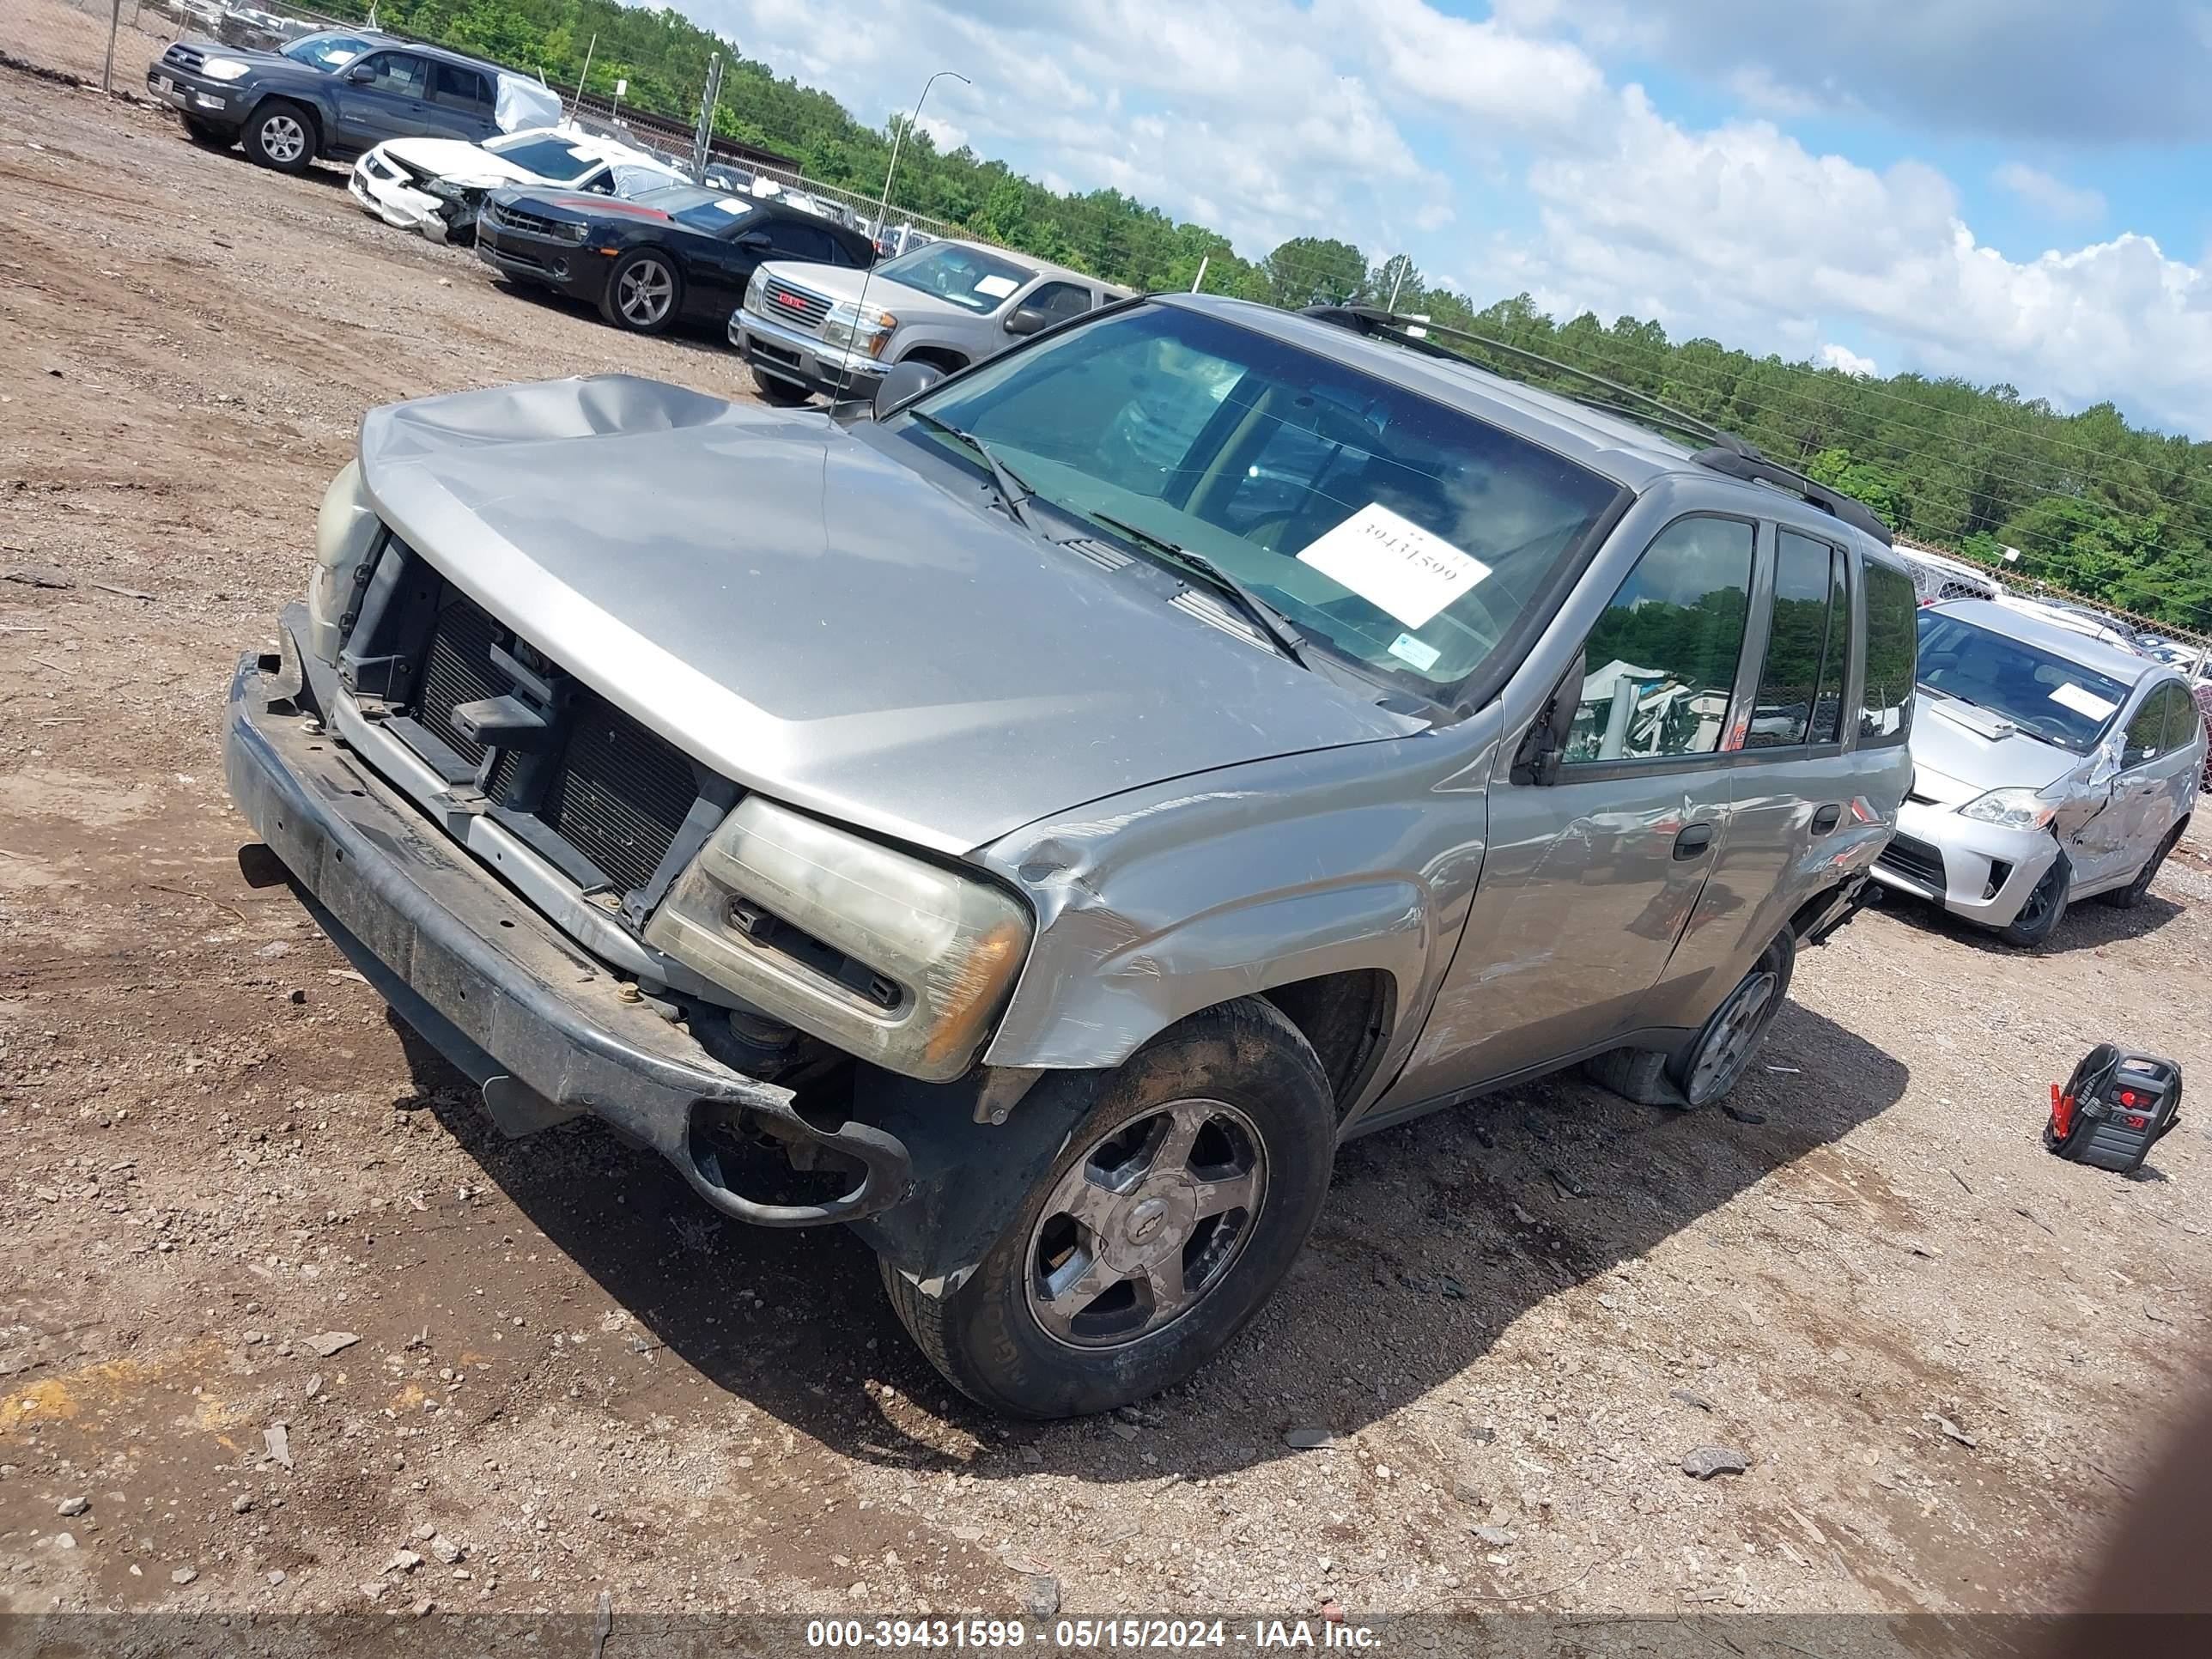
[483,133,600,183]
[901,302,1626,696]
[283,33,376,71]
[875,243,1036,313]
[1915,611,2132,753]
[629,185,754,233]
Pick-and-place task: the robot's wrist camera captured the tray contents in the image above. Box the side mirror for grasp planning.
[1002,305,1050,337]
[735,230,770,250]
[1510,647,1585,786]
[872,360,945,422]
[344,62,374,82]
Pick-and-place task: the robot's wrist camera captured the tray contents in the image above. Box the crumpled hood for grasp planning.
[374,137,533,187]
[1908,692,2083,803]
[356,374,1422,856]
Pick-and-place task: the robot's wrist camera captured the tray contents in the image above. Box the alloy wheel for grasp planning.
[1024,1097,1267,1350]
[261,114,305,163]
[617,259,674,326]
[1686,968,1778,1105]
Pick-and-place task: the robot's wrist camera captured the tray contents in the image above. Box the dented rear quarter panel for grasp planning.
[975,706,1504,1116]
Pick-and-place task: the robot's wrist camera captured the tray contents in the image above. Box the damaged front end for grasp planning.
[349,151,494,244]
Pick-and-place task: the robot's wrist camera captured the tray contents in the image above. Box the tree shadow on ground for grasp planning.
[393,994,1908,1486]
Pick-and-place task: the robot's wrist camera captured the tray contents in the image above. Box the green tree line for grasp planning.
[331,0,2212,635]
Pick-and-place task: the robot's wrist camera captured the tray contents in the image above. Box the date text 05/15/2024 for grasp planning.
[803,1618,1381,1649]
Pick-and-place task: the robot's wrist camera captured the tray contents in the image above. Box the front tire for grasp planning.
[2102,822,2183,909]
[750,368,812,406]
[1997,849,2070,947]
[599,250,681,335]
[242,100,315,173]
[1670,932,1795,1107]
[878,997,1335,1419]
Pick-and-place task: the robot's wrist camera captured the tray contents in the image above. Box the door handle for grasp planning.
[1673,822,1714,860]
[1810,803,1842,835]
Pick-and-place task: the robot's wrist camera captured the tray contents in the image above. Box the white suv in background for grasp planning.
[732,238,1127,404]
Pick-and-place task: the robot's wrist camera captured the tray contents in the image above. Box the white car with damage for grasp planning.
[1871,599,2204,945]
[349,123,679,244]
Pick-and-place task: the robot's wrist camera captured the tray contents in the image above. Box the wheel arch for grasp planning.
[247,92,323,150]
[899,345,970,374]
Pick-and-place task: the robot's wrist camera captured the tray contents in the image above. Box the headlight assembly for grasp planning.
[200,58,253,82]
[306,459,380,663]
[646,797,1031,1082]
[1957,787,2057,832]
[820,303,897,358]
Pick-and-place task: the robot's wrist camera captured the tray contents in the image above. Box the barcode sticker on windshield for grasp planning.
[1297,501,1489,629]
[1388,633,1442,672]
[974,274,1019,299]
[2050,682,2118,720]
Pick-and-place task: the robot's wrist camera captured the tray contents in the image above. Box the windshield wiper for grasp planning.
[904,409,1041,533]
[1085,511,1309,669]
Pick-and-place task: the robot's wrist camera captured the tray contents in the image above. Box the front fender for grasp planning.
[975,713,1501,1084]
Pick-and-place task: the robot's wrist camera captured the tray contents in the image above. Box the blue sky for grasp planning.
[699,0,2212,435]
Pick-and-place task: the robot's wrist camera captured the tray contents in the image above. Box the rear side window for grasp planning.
[1747,530,1844,749]
[429,64,489,112]
[767,222,835,261]
[1858,559,1917,745]
[1564,516,1754,765]
[2157,683,2200,752]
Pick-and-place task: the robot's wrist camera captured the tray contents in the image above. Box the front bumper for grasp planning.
[1869,796,2059,927]
[731,309,885,399]
[222,627,913,1228]
[476,227,597,295]
[349,159,450,238]
[146,64,239,125]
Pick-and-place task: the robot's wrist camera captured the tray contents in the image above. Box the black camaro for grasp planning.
[477,184,877,336]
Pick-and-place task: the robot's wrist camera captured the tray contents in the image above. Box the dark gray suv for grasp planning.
[222,296,1916,1417]
[147,30,553,173]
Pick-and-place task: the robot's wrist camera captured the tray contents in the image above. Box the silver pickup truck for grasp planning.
[732,236,1129,404]
[224,297,1912,1417]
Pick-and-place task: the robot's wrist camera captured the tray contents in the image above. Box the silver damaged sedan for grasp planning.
[1871,599,2205,945]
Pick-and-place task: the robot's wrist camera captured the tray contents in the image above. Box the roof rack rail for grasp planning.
[1688,447,1893,546]
[1298,304,1893,545]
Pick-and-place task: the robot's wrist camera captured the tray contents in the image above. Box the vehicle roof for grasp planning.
[1932,598,2164,684]
[931,239,1132,295]
[502,125,672,167]
[1159,295,1907,548]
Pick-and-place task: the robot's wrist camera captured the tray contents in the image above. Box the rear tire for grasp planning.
[1997,850,2070,946]
[878,996,1335,1419]
[181,118,232,150]
[1669,932,1796,1108]
[750,368,812,406]
[2102,822,2183,909]
[242,100,315,173]
[599,250,681,335]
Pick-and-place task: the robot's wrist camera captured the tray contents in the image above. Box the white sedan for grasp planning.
[349,125,683,244]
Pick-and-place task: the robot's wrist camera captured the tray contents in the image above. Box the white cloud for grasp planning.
[1992,161,2107,224]
[690,0,2212,434]
[1820,343,1878,377]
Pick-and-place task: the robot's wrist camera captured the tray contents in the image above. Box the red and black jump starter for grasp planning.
[2046,1045,2183,1175]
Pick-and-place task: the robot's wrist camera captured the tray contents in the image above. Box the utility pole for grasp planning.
[1190,255,1208,294]
[875,70,968,240]
[1385,255,1409,312]
[570,33,597,121]
[690,53,724,184]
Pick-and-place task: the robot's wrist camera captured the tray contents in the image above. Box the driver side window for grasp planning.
[2123,690,2167,767]
[356,52,428,96]
[1563,517,1755,765]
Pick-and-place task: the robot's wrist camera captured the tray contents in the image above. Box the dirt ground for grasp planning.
[5,68,2212,1631]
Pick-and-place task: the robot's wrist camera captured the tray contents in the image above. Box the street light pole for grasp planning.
[874,70,969,242]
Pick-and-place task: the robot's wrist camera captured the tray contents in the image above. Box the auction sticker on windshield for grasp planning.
[2050,682,2119,721]
[1297,501,1491,629]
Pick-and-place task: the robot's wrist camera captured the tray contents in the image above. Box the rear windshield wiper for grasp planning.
[1086,511,1309,670]
[904,409,1041,533]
